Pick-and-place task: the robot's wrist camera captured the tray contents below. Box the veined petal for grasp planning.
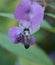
[8,26,23,43]
[14,0,31,20]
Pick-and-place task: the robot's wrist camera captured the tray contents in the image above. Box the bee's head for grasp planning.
[24,28,29,31]
[24,28,30,36]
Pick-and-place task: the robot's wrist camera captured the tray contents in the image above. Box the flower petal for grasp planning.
[30,25,40,34]
[30,36,36,45]
[8,26,23,43]
[29,2,44,34]
[19,20,30,28]
[14,0,31,20]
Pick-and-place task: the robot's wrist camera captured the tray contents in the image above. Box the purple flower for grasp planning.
[14,0,44,34]
[8,0,44,49]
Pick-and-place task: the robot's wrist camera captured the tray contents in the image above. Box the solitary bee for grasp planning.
[22,28,31,49]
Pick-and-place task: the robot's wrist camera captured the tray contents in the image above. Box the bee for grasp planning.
[22,28,31,49]
[19,22,32,49]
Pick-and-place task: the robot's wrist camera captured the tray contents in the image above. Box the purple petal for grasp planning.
[29,2,44,34]
[14,0,31,20]
[19,20,30,28]
[29,25,40,34]
[30,36,36,45]
[8,26,23,44]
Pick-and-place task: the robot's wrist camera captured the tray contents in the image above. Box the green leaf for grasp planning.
[41,20,52,29]
[0,33,53,65]
[0,47,16,65]
[0,13,14,19]
[41,20,55,33]
[45,13,55,19]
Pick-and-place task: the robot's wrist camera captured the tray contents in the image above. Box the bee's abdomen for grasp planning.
[24,44,30,49]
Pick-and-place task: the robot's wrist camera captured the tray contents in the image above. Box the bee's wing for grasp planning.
[19,20,30,28]
[8,26,23,43]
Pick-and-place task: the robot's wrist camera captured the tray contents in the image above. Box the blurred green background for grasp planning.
[0,0,55,65]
